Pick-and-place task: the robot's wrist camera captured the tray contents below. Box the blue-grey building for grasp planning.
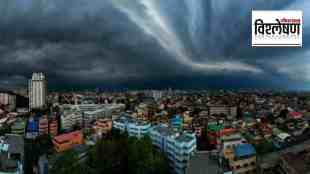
[149,124,196,174]
[113,113,151,138]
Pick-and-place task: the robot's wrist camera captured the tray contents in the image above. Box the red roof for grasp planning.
[54,131,82,143]
[220,128,235,135]
[289,112,303,119]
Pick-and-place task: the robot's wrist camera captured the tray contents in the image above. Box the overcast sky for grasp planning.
[0,0,309,90]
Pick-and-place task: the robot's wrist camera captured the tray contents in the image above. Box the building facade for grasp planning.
[0,134,24,174]
[93,118,113,139]
[11,119,26,135]
[60,105,83,131]
[228,144,257,174]
[29,73,47,110]
[49,115,58,137]
[208,105,237,119]
[52,131,83,152]
[60,104,124,130]
[149,124,196,174]
[113,113,151,138]
[0,91,16,111]
[39,115,49,135]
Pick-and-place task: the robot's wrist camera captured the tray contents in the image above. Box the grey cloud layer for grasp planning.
[0,0,309,89]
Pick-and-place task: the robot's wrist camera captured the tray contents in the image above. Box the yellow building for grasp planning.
[227,144,257,174]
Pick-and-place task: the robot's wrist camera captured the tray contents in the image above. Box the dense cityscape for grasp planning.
[1,0,310,174]
[0,72,309,174]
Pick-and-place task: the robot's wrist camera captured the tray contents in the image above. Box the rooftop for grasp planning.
[114,113,150,126]
[175,133,195,143]
[151,124,195,143]
[221,133,243,142]
[208,123,224,132]
[289,111,303,119]
[151,124,178,137]
[54,131,82,143]
[234,144,256,158]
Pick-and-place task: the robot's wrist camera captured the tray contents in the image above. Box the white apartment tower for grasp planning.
[29,72,47,109]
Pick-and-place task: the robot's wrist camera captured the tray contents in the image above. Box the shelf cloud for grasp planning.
[0,0,308,89]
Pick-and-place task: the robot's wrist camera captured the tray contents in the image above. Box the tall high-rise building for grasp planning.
[29,72,47,110]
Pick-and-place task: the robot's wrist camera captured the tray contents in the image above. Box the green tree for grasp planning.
[254,140,274,154]
[50,150,81,174]
[86,132,169,174]
[0,123,10,136]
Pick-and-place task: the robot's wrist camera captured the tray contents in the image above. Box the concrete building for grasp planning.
[79,104,108,126]
[221,133,247,164]
[26,116,39,139]
[0,134,24,174]
[60,104,124,130]
[49,115,58,137]
[52,131,84,152]
[29,73,47,110]
[93,118,112,139]
[151,90,163,101]
[207,121,225,146]
[0,91,16,111]
[208,105,237,119]
[61,106,83,131]
[113,113,151,138]
[228,144,257,174]
[170,115,183,130]
[11,119,26,135]
[221,133,246,150]
[39,115,49,135]
[150,124,196,174]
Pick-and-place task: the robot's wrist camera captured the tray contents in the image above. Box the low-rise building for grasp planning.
[61,106,83,131]
[207,122,236,148]
[60,104,125,130]
[0,134,24,174]
[93,118,112,138]
[52,131,84,152]
[49,116,58,137]
[11,119,26,135]
[228,144,257,174]
[78,104,107,126]
[208,105,237,119]
[170,115,183,130]
[207,122,224,146]
[183,113,193,130]
[26,117,39,139]
[150,124,196,174]
[39,115,49,135]
[0,91,16,112]
[113,113,151,138]
[221,133,247,161]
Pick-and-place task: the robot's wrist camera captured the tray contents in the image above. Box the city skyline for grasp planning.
[0,0,309,90]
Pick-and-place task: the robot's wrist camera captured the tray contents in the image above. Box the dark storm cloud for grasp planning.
[0,0,309,89]
[0,0,188,87]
